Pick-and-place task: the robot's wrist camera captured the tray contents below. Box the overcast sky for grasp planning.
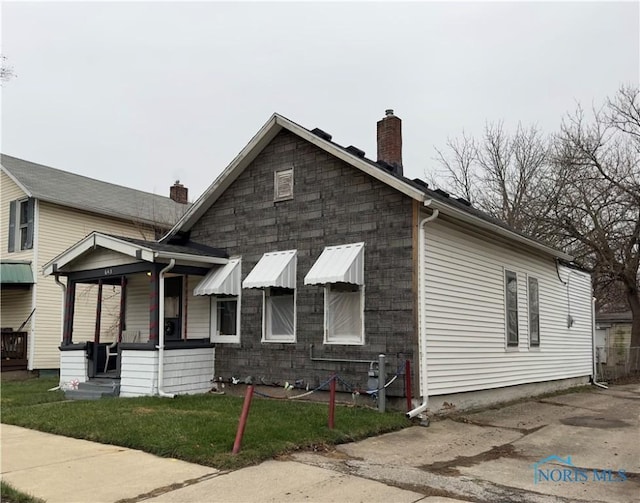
[1,1,638,202]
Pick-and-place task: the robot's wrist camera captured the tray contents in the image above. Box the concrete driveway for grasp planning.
[291,383,640,503]
[2,383,638,502]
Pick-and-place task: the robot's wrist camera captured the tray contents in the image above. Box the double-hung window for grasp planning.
[243,250,297,343]
[505,270,519,347]
[528,277,540,347]
[305,243,365,345]
[8,198,34,252]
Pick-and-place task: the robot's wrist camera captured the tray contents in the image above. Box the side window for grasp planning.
[505,270,519,347]
[325,283,364,345]
[264,287,295,342]
[211,295,240,343]
[528,277,540,347]
[7,198,34,252]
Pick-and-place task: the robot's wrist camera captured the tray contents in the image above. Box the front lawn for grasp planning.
[1,378,410,470]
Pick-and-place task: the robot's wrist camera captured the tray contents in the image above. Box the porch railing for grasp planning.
[1,330,28,371]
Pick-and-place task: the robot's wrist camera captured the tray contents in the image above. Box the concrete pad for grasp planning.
[464,399,587,431]
[1,425,217,503]
[458,422,640,503]
[145,460,424,503]
[422,498,473,503]
[335,422,522,467]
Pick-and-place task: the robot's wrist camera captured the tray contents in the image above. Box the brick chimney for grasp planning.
[377,109,403,176]
[170,181,188,204]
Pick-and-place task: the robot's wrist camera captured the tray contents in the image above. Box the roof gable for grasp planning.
[1,154,190,227]
[162,113,572,261]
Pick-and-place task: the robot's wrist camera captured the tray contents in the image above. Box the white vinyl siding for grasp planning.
[59,349,88,385]
[119,348,215,397]
[422,219,592,396]
[119,350,157,397]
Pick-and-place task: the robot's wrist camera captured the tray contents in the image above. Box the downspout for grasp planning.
[407,200,440,419]
[157,259,176,398]
[590,295,608,389]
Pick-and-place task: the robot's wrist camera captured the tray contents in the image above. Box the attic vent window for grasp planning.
[274,168,294,202]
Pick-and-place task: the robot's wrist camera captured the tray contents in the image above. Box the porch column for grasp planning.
[62,280,76,345]
[118,276,127,342]
[149,267,159,342]
[94,280,103,343]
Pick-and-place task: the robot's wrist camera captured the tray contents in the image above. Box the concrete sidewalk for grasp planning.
[0,424,432,503]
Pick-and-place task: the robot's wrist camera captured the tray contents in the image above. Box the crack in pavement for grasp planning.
[115,471,227,503]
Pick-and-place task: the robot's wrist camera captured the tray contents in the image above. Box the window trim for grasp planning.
[8,198,34,253]
[210,293,241,344]
[528,276,540,348]
[505,269,519,348]
[323,283,365,346]
[274,167,294,202]
[262,287,296,343]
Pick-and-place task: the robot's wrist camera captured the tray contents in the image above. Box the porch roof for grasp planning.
[44,232,228,275]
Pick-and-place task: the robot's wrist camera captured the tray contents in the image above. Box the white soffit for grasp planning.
[304,242,364,285]
[194,258,241,296]
[243,250,297,289]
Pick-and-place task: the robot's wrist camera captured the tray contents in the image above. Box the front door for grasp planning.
[164,276,183,340]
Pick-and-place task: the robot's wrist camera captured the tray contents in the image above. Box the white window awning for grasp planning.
[194,258,241,296]
[243,250,297,289]
[304,242,364,286]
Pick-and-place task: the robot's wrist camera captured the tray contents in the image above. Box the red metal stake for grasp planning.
[328,374,336,429]
[232,385,255,454]
[405,359,412,413]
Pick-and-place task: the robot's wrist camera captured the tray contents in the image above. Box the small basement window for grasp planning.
[274,168,294,201]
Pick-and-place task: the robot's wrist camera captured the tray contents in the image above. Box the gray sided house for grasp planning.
[46,112,595,410]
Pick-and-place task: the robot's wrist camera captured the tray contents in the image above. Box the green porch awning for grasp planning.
[0,262,34,284]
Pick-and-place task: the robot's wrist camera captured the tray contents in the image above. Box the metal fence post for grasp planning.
[378,354,386,413]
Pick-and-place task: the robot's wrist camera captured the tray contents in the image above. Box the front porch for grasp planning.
[45,233,228,397]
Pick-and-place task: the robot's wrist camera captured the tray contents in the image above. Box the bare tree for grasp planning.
[549,86,640,348]
[1,55,16,83]
[433,121,553,240]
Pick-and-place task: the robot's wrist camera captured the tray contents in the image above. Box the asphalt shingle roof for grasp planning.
[108,234,228,259]
[1,154,190,227]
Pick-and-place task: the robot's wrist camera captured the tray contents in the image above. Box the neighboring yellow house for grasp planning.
[0,154,190,371]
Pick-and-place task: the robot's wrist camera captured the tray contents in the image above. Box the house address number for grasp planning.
[104,268,113,275]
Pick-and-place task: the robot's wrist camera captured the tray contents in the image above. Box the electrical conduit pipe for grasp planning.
[407,200,439,419]
[157,259,176,398]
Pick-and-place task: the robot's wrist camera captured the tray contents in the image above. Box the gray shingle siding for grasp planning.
[190,130,415,395]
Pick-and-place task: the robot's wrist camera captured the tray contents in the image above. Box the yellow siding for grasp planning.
[32,201,156,369]
[0,172,32,262]
[0,289,33,329]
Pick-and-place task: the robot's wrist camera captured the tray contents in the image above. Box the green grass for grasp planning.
[0,481,46,503]
[1,378,410,470]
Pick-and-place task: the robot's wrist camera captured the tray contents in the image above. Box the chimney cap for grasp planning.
[385,109,394,117]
